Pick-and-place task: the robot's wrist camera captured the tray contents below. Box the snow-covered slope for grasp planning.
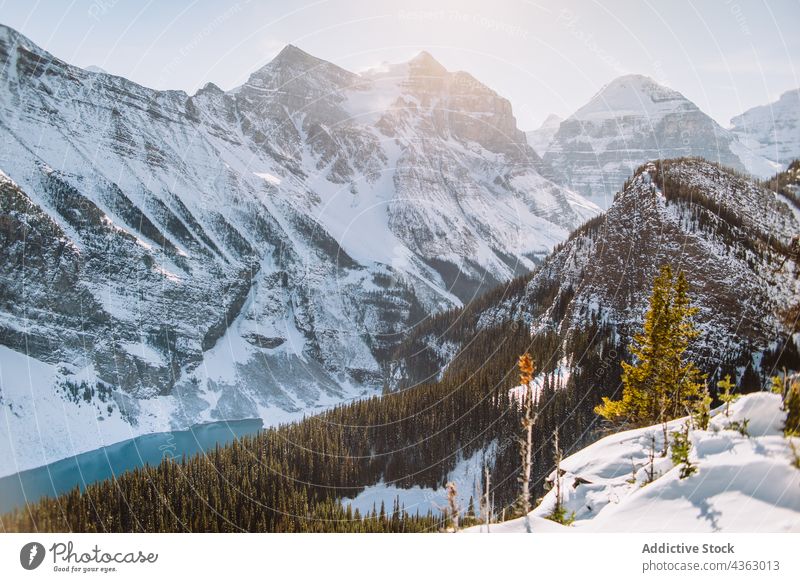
[731,89,800,169]
[484,159,798,363]
[466,392,800,532]
[0,24,598,476]
[398,158,799,389]
[544,75,778,208]
[525,114,562,156]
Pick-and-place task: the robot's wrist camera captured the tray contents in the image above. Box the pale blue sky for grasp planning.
[1,0,798,129]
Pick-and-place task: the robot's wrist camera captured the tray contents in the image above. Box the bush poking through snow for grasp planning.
[544,427,576,525]
[790,441,800,470]
[545,505,576,526]
[725,418,750,437]
[626,457,638,485]
[781,376,800,437]
[693,383,712,430]
[718,374,737,417]
[670,422,697,479]
[771,375,787,397]
[644,433,658,484]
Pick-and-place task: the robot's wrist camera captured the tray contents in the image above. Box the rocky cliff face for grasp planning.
[543,75,778,208]
[0,25,598,474]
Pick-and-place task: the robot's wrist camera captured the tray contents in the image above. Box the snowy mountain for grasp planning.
[518,159,798,358]
[466,392,800,532]
[0,24,599,475]
[544,75,779,208]
[396,158,799,387]
[731,89,800,169]
[525,113,562,156]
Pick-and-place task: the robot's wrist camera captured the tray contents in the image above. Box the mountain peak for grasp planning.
[240,43,357,91]
[729,87,800,167]
[605,73,659,88]
[267,44,322,69]
[408,50,447,77]
[590,74,688,103]
[539,113,563,129]
[571,74,691,122]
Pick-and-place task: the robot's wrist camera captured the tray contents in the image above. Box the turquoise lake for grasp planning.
[0,419,263,514]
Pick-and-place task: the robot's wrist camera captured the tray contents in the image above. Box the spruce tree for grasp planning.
[465,495,476,526]
[667,271,705,418]
[595,265,704,426]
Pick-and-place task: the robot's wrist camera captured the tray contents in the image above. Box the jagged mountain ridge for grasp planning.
[543,75,780,208]
[0,24,598,474]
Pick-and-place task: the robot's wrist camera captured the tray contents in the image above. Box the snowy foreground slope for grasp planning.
[466,393,800,533]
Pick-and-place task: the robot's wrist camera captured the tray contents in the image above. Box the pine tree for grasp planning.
[595,265,704,427]
[667,271,705,418]
[740,362,761,392]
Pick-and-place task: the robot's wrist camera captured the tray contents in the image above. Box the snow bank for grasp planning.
[466,393,800,533]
